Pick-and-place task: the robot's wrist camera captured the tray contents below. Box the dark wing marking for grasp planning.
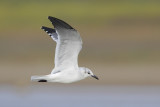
[41,26,56,36]
[41,26,58,42]
[42,16,82,72]
[38,79,47,82]
[48,17,82,69]
[48,16,75,30]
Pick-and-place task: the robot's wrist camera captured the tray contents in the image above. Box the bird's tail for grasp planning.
[31,75,50,82]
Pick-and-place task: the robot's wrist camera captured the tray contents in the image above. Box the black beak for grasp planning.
[91,75,99,80]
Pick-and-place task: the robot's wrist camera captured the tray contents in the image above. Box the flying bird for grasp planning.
[31,16,99,83]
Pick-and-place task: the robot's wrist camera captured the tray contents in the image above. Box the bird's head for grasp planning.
[79,67,99,80]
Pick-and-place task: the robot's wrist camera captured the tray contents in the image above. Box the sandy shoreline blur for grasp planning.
[0,59,160,86]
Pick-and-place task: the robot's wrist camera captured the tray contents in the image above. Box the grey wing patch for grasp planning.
[52,70,61,74]
[48,16,75,30]
[41,26,58,42]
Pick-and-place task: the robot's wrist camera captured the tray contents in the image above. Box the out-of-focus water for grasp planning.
[0,85,160,107]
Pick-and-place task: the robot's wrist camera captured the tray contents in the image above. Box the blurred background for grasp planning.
[0,0,160,107]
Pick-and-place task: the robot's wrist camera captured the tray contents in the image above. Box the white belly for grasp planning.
[48,71,84,83]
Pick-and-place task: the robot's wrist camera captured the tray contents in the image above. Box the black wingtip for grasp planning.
[41,26,45,30]
[41,26,56,34]
[48,16,74,30]
[38,79,47,82]
[48,16,54,20]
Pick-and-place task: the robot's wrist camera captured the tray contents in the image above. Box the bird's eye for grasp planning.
[88,72,90,74]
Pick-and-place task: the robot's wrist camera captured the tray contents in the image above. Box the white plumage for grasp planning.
[31,16,98,83]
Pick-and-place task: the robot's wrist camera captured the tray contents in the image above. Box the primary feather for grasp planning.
[42,17,82,73]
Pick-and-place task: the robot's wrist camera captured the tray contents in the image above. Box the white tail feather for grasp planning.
[31,75,49,82]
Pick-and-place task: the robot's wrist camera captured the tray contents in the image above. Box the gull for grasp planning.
[31,16,99,83]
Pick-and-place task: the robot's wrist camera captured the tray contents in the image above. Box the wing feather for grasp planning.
[42,16,82,73]
[41,26,58,42]
[54,29,82,70]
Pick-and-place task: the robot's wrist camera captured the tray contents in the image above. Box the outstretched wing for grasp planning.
[41,26,58,42]
[42,16,82,73]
